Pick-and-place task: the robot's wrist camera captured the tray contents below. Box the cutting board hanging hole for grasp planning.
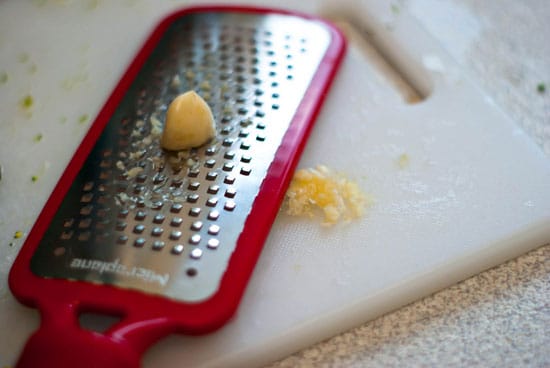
[328,15,431,104]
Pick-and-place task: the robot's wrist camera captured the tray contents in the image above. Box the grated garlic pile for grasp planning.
[285,165,371,225]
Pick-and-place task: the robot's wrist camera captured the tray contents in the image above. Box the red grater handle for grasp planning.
[17,330,140,368]
[16,302,142,368]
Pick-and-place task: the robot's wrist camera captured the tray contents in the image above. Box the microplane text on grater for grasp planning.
[10,6,345,367]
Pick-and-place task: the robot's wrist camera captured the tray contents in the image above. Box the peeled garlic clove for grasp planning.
[161,91,216,150]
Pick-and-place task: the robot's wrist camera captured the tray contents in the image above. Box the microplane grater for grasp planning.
[9,6,345,368]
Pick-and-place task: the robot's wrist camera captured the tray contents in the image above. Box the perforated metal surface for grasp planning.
[30,11,331,302]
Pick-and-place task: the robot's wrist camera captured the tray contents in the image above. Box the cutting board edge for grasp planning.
[196,218,550,368]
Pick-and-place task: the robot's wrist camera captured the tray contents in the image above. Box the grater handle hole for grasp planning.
[78,312,123,333]
[16,307,141,368]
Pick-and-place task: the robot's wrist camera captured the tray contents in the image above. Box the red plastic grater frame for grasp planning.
[9,5,346,368]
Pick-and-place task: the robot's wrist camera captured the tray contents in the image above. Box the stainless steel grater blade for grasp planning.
[30,11,333,302]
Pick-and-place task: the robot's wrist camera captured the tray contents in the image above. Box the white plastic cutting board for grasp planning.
[0,1,549,367]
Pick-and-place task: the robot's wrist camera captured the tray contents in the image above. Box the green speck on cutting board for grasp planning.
[31,0,47,6]
[31,0,73,6]
[87,0,101,10]
[31,175,39,182]
[28,63,38,74]
[397,153,410,169]
[18,52,30,63]
[62,73,89,90]
[34,133,43,142]
[78,114,90,124]
[0,71,8,85]
[391,4,400,14]
[20,94,34,110]
[13,231,23,239]
[537,83,546,94]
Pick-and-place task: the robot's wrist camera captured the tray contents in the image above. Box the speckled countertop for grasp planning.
[266,0,550,367]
